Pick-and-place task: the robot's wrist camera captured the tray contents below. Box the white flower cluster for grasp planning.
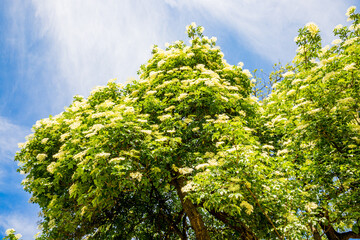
[178,167,194,175]
[305,22,319,37]
[346,6,356,17]
[95,152,111,159]
[130,172,143,182]
[36,153,47,161]
[181,181,196,192]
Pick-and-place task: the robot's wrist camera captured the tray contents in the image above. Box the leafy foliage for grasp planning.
[14,7,360,240]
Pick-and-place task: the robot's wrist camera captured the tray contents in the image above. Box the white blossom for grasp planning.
[195,163,209,170]
[5,229,15,235]
[178,93,188,101]
[60,133,70,142]
[165,106,175,112]
[242,69,252,78]
[334,24,343,30]
[146,90,157,95]
[344,63,356,71]
[74,150,88,160]
[90,86,105,95]
[141,130,152,135]
[283,71,295,77]
[15,233,22,239]
[346,6,356,17]
[181,181,196,192]
[130,172,143,182]
[305,202,318,212]
[262,145,275,150]
[69,121,81,130]
[216,141,224,147]
[277,149,289,156]
[178,167,194,175]
[47,162,57,174]
[337,97,355,104]
[305,22,319,37]
[155,137,168,142]
[208,159,218,166]
[331,39,342,45]
[307,108,322,115]
[95,152,111,159]
[109,157,126,163]
[36,153,47,161]
[287,89,296,96]
[158,114,172,121]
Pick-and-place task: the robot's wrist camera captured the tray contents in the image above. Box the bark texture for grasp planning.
[319,222,360,240]
[172,173,211,240]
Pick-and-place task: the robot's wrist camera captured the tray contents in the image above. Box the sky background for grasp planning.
[0,0,358,238]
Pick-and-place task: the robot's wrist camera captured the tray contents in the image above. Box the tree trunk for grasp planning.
[318,211,360,240]
[319,222,360,240]
[172,173,211,240]
[309,224,321,240]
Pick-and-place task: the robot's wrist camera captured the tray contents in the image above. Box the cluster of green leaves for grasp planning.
[14,7,360,240]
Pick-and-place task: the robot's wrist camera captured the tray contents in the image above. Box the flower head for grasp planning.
[306,22,319,37]
[36,153,48,161]
[346,6,356,17]
[5,229,15,235]
[334,24,343,30]
[15,233,22,239]
[332,39,342,45]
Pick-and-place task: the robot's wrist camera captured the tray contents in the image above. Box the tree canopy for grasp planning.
[10,6,360,240]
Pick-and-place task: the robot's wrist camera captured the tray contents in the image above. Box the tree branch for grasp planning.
[171,171,211,240]
[207,209,258,240]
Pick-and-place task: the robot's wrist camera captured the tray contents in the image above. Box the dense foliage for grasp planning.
[11,6,360,240]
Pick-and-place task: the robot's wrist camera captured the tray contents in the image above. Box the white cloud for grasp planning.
[30,0,181,110]
[0,212,39,239]
[7,0,354,115]
[0,116,29,191]
[167,0,355,62]
[0,117,28,160]
[0,117,39,240]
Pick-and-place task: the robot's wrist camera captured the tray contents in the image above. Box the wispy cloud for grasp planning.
[0,212,39,239]
[0,116,28,160]
[0,116,39,239]
[30,0,183,111]
[8,0,355,118]
[167,0,356,62]
[0,116,29,193]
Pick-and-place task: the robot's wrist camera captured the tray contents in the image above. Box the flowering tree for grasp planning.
[14,7,359,240]
[257,6,360,240]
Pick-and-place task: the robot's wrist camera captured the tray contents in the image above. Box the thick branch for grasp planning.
[151,185,187,240]
[171,172,211,240]
[207,209,258,240]
[309,224,321,240]
[319,222,360,240]
[318,210,360,240]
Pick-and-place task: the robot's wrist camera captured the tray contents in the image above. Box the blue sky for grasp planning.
[0,0,357,238]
